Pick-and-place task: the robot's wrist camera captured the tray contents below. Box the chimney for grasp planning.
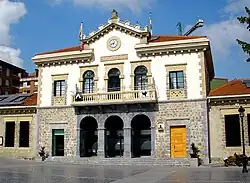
[35,69,39,77]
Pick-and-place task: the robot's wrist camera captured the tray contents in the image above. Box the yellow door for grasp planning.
[170,126,187,158]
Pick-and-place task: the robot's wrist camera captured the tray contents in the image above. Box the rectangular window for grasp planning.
[5,122,15,147]
[19,121,30,147]
[225,114,241,147]
[6,68,10,76]
[53,80,66,96]
[169,71,184,89]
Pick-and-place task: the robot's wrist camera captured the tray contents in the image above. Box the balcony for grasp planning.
[71,86,157,106]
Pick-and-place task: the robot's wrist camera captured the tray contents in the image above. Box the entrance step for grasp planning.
[45,157,190,167]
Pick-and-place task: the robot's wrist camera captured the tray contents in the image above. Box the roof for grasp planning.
[209,79,250,97]
[35,35,206,56]
[0,60,25,71]
[35,45,82,56]
[149,35,206,43]
[0,93,37,107]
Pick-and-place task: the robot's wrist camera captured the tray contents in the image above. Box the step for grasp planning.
[45,157,190,167]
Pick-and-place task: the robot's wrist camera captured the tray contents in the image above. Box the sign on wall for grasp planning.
[75,92,83,101]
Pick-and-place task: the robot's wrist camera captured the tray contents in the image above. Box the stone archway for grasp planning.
[131,114,151,158]
[80,116,98,157]
[104,116,124,157]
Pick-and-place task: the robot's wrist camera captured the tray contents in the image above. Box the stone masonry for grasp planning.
[37,107,77,157]
[156,99,209,163]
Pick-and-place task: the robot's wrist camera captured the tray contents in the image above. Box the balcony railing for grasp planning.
[71,86,157,106]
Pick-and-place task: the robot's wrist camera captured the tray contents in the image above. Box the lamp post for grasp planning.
[238,106,248,173]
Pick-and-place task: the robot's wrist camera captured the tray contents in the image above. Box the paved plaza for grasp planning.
[0,158,250,182]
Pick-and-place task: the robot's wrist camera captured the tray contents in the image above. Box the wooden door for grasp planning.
[170,126,187,158]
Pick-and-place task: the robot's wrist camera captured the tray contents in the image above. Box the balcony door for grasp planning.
[108,68,120,92]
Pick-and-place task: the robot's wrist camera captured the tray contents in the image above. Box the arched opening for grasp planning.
[108,68,120,92]
[134,66,148,90]
[131,114,151,157]
[104,116,124,157]
[80,116,98,157]
[83,70,95,93]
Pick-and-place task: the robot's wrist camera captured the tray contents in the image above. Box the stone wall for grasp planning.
[209,102,250,163]
[155,99,209,162]
[0,113,37,159]
[37,107,77,157]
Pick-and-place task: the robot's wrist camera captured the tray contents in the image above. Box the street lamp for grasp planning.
[238,106,248,173]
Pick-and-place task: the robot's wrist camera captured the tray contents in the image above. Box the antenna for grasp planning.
[176,22,183,35]
[184,19,204,36]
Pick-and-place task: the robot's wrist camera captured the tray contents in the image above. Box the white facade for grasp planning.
[33,15,212,107]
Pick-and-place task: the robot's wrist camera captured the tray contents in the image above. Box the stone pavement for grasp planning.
[1,158,250,182]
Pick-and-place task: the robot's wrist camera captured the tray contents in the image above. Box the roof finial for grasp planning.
[111,9,119,19]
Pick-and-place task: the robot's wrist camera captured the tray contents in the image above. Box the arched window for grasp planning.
[108,68,120,92]
[83,70,94,93]
[134,66,147,90]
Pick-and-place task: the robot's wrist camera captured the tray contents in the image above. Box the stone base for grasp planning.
[189,158,198,168]
[44,156,191,167]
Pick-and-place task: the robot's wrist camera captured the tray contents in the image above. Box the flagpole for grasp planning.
[149,12,153,35]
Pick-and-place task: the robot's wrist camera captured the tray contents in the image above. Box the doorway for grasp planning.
[52,129,64,156]
[170,126,187,158]
[131,114,151,157]
[105,116,124,157]
[80,116,98,157]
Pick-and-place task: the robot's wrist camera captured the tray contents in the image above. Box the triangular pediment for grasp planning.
[83,14,150,44]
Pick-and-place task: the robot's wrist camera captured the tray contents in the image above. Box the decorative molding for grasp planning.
[104,61,124,66]
[82,21,149,44]
[32,50,94,67]
[0,108,36,115]
[135,39,209,58]
[101,54,128,62]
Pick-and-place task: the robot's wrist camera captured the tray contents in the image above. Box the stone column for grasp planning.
[97,127,105,157]
[151,126,156,157]
[123,127,131,158]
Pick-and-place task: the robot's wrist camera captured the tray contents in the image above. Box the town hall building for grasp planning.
[32,10,214,165]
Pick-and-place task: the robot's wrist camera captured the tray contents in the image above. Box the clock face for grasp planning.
[107,36,121,51]
[109,39,118,48]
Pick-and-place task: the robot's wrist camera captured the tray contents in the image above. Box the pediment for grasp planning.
[83,17,150,45]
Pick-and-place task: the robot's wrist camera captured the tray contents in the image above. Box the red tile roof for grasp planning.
[149,35,206,43]
[23,94,37,106]
[209,79,250,97]
[36,46,82,56]
[35,35,206,55]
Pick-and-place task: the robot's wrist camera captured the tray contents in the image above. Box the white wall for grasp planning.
[39,30,204,107]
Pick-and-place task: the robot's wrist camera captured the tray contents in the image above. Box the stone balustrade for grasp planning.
[71,86,157,106]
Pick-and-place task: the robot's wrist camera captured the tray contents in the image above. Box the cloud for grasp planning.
[0,0,27,67]
[223,0,250,15]
[193,0,250,59]
[52,0,153,12]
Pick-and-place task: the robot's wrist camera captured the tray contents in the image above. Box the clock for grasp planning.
[107,36,121,51]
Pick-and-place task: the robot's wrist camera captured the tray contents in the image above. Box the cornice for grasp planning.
[32,50,94,67]
[208,97,250,106]
[0,107,36,115]
[82,20,149,44]
[135,38,209,57]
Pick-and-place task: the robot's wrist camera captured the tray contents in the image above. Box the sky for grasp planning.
[0,0,250,80]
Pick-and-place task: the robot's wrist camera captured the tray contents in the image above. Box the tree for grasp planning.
[236,7,250,62]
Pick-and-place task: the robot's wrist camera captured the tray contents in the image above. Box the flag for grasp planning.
[149,12,152,35]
